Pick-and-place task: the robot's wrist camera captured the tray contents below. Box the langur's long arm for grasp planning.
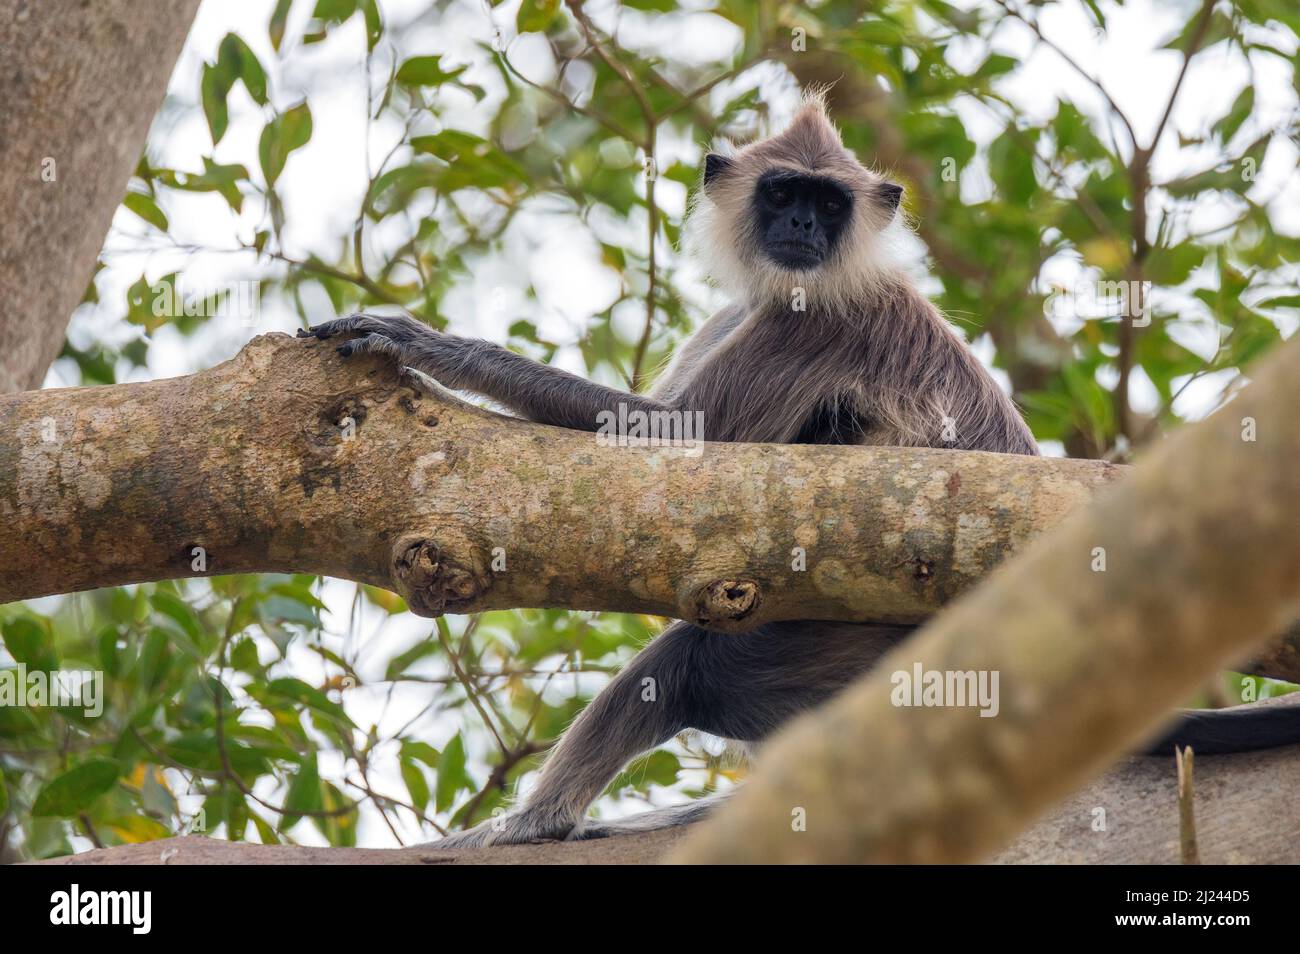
[300,313,675,431]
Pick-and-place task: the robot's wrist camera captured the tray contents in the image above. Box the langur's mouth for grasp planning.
[768,241,825,269]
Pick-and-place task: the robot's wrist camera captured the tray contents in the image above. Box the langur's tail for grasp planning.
[575,792,731,839]
[1143,693,1300,755]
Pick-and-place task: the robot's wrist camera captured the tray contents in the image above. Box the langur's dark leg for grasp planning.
[438,620,909,847]
[668,620,910,742]
[445,622,702,846]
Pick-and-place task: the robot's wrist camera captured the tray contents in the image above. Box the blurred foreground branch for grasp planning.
[675,337,1300,863]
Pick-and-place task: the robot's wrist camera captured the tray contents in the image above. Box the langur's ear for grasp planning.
[880,182,903,212]
[703,153,733,188]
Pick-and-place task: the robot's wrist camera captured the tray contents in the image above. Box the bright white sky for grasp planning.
[42,0,1299,848]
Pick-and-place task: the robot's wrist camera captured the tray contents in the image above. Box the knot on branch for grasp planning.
[692,578,761,631]
[391,535,488,618]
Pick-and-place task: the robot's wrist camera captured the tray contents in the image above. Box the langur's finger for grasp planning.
[335,335,372,357]
[305,314,373,339]
[337,332,399,359]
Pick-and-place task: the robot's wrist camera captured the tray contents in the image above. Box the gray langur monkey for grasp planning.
[301,95,1300,846]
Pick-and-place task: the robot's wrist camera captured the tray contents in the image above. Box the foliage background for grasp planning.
[2,0,1298,858]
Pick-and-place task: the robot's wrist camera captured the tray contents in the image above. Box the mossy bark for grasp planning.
[2,333,1124,633]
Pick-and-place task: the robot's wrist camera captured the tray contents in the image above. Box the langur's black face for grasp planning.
[752,172,858,271]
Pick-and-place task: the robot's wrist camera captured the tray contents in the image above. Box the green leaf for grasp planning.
[395,55,466,87]
[317,782,357,846]
[1160,8,1233,53]
[259,102,313,187]
[230,637,260,673]
[988,126,1038,205]
[361,0,383,50]
[269,0,293,51]
[1053,102,1108,161]
[1146,244,1204,286]
[259,676,354,726]
[201,63,230,145]
[610,750,681,792]
[32,759,121,817]
[401,753,430,812]
[1228,311,1282,367]
[402,741,441,768]
[149,591,202,641]
[410,131,527,189]
[1162,133,1270,197]
[2,616,54,669]
[200,33,270,146]
[97,625,122,677]
[384,636,439,681]
[260,595,321,628]
[281,755,322,829]
[251,812,281,844]
[240,48,269,106]
[313,0,357,21]
[1253,294,1300,310]
[1215,85,1254,144]
[435,732,468,812]
[157,158,249,214]
[973,52,1017,79]
[517,0,560,33]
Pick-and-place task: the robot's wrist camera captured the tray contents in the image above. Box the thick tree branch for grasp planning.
[1,334,1125,630]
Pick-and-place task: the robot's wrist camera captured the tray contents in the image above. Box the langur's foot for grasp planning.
[435,810,579,849]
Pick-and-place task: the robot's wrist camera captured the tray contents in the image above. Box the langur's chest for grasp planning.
[793,398,868,445]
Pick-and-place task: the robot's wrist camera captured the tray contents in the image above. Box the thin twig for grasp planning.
[1176,746,1200,864]
[994,0,1140,152]
[436,626,508,754]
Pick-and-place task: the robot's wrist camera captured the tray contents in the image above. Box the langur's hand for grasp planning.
[298,312,438,360]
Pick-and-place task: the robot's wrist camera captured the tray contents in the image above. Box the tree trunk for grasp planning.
[673,336,1300,863]
[0,0,201,393]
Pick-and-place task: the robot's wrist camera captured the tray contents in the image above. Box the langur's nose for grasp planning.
[791,213,814,231]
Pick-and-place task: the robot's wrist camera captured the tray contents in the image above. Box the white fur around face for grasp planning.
[682,102,912,317]
[684,191,911,316]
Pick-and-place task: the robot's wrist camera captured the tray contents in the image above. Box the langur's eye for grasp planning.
[821,197,843,215]
[768,185,792,206]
